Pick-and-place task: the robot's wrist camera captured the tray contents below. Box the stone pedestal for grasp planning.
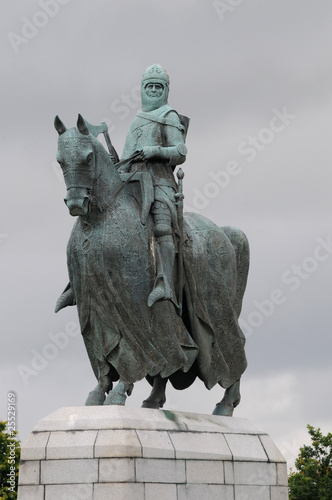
[18,406,288,500]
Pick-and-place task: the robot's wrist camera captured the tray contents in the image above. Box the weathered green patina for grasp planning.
[54,65,249,416]
[121,64,189,308]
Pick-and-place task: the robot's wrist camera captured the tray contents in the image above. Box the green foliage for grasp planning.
[0,421,20,500]
[289,425,332,500]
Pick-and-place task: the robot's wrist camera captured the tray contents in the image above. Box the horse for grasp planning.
[54,114,249,416]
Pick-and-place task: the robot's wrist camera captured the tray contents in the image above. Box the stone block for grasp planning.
[41,458,98,484]
[45,484,93,500]
[162,410,262,434]
[225,434,268,461]
[224,461,234,484]
[186,460,224,484]
[259,434,287,462]
[20,432,50,461]
[136,457,186,483]
[17,485,44,500]
[178,483,234,500]
[234,462,277,485]
[99,458,135,482]
[46,430,97,459]
[95,429,142,457]
[34,406,263,434]
[169,431,232,460]
[145,483,177,500]
[277,463,288,486]
[94,482,144,500]
[234,484,270,500]
[271,485,289,500]
[18,460,40,485]
[136,429,175,458]
[34,406,180,432]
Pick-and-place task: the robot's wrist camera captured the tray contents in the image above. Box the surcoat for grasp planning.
[121,104,186,191]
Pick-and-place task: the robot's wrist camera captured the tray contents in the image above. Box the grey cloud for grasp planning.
[1,0,331,449]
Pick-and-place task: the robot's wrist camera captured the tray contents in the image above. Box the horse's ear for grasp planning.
[77,114,89,136]
[54,115,67,135]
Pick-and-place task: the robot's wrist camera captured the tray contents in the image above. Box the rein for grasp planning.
[112,158,147,200]
[113,151,141,171]
[98,152,147,212]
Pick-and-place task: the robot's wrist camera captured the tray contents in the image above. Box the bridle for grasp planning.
[62,136,147,212]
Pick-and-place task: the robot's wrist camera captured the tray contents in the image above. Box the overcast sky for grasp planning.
[1,0,331,467]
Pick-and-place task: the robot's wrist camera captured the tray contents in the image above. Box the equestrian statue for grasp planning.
[54,64,249,416]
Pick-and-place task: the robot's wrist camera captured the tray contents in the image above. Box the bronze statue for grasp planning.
[54,65,249,416]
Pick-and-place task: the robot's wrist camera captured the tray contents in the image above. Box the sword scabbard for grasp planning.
[176,168,185,316]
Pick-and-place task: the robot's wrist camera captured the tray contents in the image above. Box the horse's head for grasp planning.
[55,114,99,217]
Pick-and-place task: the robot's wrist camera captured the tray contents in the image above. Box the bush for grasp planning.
[0,421,20,500]
[289,425,332,500]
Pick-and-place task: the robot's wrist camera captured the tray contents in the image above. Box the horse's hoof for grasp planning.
[104,391,126,406]
[85,390,105,406]
[212,402,234,417]
[141,399,164,409]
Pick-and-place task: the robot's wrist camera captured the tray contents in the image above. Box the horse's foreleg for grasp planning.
[85,372,113,406]
[104,379,134,406]
[212,379,241,417]
[142,375,167,409]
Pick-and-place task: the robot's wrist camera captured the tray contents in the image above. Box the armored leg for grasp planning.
[148,201,176,307]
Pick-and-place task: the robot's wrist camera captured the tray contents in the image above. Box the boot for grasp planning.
[148,238,175,307]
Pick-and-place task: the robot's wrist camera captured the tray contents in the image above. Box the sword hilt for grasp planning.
[176,168,185,203]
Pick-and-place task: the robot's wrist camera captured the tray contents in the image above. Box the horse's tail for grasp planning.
[221,226,250,318]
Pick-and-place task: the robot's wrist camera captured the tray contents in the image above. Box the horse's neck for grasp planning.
[93,143,122,211]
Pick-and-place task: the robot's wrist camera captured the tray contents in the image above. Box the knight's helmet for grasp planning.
[141,64,170,112]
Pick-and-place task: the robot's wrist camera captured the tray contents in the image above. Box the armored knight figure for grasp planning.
[121,63,189,307]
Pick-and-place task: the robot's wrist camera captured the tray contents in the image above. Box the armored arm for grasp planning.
[142,144,187,166]
[141,111,188,167]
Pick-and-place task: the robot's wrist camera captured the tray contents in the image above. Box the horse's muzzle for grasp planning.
[64,196,90,216]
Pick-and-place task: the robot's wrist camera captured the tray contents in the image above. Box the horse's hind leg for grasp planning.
[142,375,167,409]
[85,372,113,406]
[212,379,241,417]
[104,379,134,406]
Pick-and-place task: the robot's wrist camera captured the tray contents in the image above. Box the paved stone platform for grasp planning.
[18,406,288,499]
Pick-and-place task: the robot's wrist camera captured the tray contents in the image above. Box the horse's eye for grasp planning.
[86,153,93,165]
